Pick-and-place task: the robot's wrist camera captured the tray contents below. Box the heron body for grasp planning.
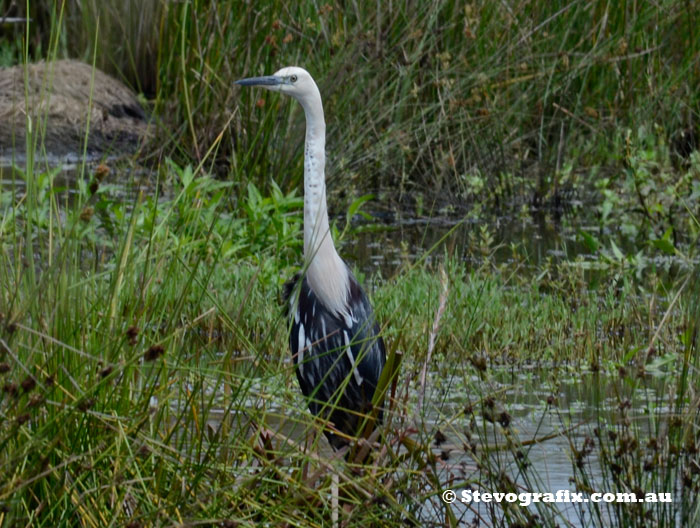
[236,67,386,451]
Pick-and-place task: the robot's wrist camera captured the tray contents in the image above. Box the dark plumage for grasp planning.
[284,268,386,451]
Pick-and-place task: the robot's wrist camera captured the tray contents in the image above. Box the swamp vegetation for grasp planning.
[1,1,699,526]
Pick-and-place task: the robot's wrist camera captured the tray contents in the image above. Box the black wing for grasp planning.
[284,268,386,450]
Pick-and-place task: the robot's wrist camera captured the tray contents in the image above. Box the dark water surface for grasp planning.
[348,208,589,273]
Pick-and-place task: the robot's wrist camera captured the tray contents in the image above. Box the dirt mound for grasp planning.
[0,59,150,161]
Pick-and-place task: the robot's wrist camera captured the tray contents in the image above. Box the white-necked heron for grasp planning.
[235,67,386,452]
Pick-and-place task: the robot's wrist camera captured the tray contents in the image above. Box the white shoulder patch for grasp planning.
[343,330,364,386]
[297,323,305,377]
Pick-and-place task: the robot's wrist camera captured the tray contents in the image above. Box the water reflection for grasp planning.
[422,367,675,527]
[346,208,593,276]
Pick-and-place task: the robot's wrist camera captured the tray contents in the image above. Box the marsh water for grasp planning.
[423,368,676,526]
[196,362,674,527]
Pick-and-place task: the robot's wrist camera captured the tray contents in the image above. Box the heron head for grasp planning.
[235,66,318,105]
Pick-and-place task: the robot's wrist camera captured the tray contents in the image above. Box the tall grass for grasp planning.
[2,156,698,525]
[7,0,699,205]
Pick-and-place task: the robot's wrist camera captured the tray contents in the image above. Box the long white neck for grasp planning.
[297,84,350,316]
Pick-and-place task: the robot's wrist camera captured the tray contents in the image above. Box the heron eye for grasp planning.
[290,74,298,83]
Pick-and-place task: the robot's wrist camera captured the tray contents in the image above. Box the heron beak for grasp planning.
[234,75,283,87]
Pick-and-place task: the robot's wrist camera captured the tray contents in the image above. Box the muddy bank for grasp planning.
[0,60,149,162]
